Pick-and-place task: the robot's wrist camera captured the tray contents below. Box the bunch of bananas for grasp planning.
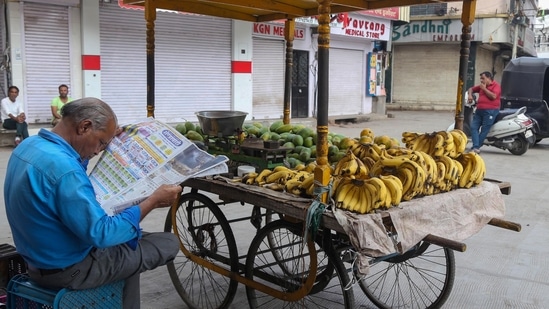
[370,150,433,199]
[402,130,468,158]
[332,175,403,214]
[434,155,463,192]
[456,152,486,188]
[240,165,316,197]
[348,142,385,170]
[333,150,368,178]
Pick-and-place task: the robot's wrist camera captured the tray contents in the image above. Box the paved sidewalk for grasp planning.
[2,110,549,308]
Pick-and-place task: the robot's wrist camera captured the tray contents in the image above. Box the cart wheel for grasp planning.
[245,220,354,308]
[165,192,239,309]
[356,242,455,309]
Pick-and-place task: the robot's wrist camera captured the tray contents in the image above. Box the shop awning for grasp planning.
[122,0,463,22]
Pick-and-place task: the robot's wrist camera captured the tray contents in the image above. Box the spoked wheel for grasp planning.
[357,242,455,309]
[245,220,354,308]
[164,192,239,309]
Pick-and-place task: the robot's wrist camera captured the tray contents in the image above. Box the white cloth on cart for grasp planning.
[333,181,506,275]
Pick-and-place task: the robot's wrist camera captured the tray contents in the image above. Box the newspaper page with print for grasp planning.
[89,118,228,216]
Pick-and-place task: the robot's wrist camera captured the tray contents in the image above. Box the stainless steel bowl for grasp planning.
[195,110,248,136]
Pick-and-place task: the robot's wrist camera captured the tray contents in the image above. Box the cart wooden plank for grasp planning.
[182,177,520,254]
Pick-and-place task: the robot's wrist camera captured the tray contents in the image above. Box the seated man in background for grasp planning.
[51,84,73,127]
[4,97,182,309]
[1,85,29,146]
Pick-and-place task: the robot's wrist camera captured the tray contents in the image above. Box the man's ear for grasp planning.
[77,119,94,135]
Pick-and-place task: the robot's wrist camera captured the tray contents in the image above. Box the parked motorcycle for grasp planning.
[448,93,536,155]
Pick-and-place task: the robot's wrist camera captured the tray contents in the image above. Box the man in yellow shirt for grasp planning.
[51,84,73,127]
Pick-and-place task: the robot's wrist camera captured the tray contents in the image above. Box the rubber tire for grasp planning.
[508,134,529,155]
[357,242,455,309]
[245,220,354,308]
[165,192,239,309]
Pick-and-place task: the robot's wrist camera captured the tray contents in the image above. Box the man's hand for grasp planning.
[149,184,183,208]
[138,184,183,220]
[16,113,26,123]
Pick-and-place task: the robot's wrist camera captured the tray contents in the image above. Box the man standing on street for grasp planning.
[1,86,29,146]
[468,71,501,154]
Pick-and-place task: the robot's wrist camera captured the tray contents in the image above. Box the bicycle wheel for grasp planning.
[164,192,239,309]
[357,242,455,309]
[245,220,354,308]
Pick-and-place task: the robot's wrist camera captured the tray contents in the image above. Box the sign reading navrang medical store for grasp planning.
[296,13,391,41]
[392,19,479,42]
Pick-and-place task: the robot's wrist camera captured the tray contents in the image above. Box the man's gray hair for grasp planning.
[61,97,118,131]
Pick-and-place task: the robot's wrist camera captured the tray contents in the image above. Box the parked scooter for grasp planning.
[448,93,536,155]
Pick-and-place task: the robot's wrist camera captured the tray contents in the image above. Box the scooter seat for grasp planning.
[495,108,519,122]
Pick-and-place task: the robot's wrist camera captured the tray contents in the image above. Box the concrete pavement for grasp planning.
[2,110,549,308]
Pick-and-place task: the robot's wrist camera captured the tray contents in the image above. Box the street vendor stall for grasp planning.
[122,0,520,308]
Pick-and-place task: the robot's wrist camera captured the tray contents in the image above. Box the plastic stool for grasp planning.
[7,273,124,308]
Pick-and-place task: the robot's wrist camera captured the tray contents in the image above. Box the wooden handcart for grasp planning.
[125,0,518,307]
[162,176,519,309]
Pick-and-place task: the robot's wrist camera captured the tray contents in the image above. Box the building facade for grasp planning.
[0,0,397,125]
[388,0,538,111]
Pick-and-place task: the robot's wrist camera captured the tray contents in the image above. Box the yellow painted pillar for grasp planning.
[454,0,476,130]
[314,0,332,202]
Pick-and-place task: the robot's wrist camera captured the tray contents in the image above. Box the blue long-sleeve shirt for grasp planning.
[4,129,141,269]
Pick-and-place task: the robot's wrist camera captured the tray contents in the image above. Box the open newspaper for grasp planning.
[89,118,228,216]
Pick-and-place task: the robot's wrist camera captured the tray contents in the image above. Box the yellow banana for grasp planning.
[449,129,468,155]
[344,158,359,176]
[380,155,410,167]
[458,155,473,188]
[364,182,382,210]
[335,181,353,207]
[432,133,445,157]
[265,170,292,184]
[341,184,359,210]
[367,177,388,208]
[359,182,374,213]
[435,161,447,190]
[453,159,463,186]
[255,168,273,185]
[304,162,317,173]
[401,160,426,198]
[284,178,302,193]
[273,165,291,173]
[420,151,438,185]
[380,175,403,206]
[472,154,486,186]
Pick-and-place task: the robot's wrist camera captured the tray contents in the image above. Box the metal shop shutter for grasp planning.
[100,2,231,125]
[252,37,285,120]
[328,48,363,116]
[392,44,459,105]
[23,2,71,123]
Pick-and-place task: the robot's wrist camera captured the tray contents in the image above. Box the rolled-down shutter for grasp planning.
[23,2,71,123]
[100,2,231,125]
[328,48,363,116]
[252,37,285,120]
[392,44,458,105]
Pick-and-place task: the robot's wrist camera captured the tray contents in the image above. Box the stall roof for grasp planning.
[122,0,462,22]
